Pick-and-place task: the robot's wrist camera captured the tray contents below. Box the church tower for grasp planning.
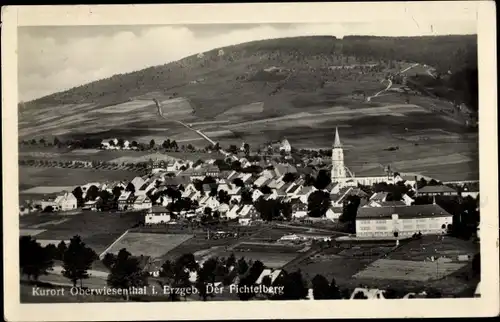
[331,127,347,182]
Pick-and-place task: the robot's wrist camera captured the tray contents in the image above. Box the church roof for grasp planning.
[333,127,342,148]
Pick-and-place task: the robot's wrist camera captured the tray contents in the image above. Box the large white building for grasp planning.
[355,203,452,238]
[330,128,395,186]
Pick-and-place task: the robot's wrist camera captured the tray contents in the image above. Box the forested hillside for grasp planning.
[21,35,477,112]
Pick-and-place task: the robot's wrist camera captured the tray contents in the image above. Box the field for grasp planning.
[97,100,155,114]
[353,258,467,281]
[19,166,141,190]
[386,235,478,261]
[23,211,144,254]
[104,232,194,258]
[290,234,479,296]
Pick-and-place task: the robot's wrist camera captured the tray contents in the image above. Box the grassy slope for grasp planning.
[18,35,479,181]
[19,35,477,134]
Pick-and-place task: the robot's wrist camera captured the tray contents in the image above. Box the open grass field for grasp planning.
[31,211,144,254]
[105,232,194,258]
[19,166,140,190]
[220,250,299,269]
[353,258,467,281]
[386,236,479,262]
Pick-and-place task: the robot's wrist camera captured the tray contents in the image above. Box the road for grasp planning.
[153,99,238,161]
[366,63,419,102]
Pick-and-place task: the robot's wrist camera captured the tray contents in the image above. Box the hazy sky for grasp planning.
[18,21,477,102]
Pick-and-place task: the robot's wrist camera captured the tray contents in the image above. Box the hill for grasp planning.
[18,35,479,181]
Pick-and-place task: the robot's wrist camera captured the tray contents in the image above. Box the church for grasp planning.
[330,127,396,188]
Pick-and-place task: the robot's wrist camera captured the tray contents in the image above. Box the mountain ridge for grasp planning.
[21,34,477,109]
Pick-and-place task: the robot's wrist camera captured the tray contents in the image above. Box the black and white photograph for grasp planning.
[2,2,498,321]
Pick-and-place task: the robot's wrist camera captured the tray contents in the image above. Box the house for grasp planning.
[217,203,230,214]
[254,175,271,188]
[366,200,407,208]
[297,186,317,204]
[274,163,297,177]
[291,202,308,219]
[416,185,458,197]
[137,180,157,196]
[82,199,99,211]
[286,184,303,198]
[54,192,78,211]
[252,189,264,202]
[118,191,135,211]
[186,190,202,202]
[279,139,292,153]
[331,187,369,207]
[325,206,342,221]
[226,205,241,219]
[355,204,453,238]
[370,192,388,202]
[131,177,146,192]
[145,206,171,224]
[460,182,480,199]
[237,173,253,184]
[132,195,152,211]
[350,288,387,299]
[255,269,284,286]
[402,194,415,206]
[199,196,220,210]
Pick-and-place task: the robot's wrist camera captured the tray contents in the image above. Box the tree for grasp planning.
[62,235,98,288]
[19,236,54,281]
[311,274,331,299]
[233,178,245,188]
[339,195,361,223]
[149,139,156,150]
[204,207,213,216]
[260,185,272,195]
[102,253,117,270]
[283,172,297,183]
[472,253,480,276]
[237,260,265,301]
[56,240,67,261]
[307,190,330,217]
[117,138,125,148]
[237,257,249,275]
[243,143,250,156]
[228,144,238,154]
[226,253,236,268]
[107,248,149,301]
[329,277,342,299]
[125,182,136,193]
[281,270,308,300]
[85,185,99,201]
[231,160,242,171]
[72,186,84,207]
[53,136,60,147]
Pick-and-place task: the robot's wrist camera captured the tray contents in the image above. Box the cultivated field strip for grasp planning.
[353,259,467,282]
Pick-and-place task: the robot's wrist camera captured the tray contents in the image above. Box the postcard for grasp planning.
[2,2,498,321]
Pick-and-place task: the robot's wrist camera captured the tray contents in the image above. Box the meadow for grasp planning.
[104,232,194,258]
[19,166,140,190]
[29,211,144,254]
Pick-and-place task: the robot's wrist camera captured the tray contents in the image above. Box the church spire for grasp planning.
[333,127,342,148]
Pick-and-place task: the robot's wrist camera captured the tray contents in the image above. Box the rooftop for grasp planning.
[356,204,451,220]
[418,185,457,193]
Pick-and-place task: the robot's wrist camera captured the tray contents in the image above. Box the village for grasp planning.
[19,128,481,301]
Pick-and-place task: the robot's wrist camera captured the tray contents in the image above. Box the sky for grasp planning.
[18,21,477,102]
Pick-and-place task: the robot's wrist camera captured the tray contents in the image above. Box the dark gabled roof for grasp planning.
[378,200,407,207]
[356,204,451,220]
[418,185,457,193]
